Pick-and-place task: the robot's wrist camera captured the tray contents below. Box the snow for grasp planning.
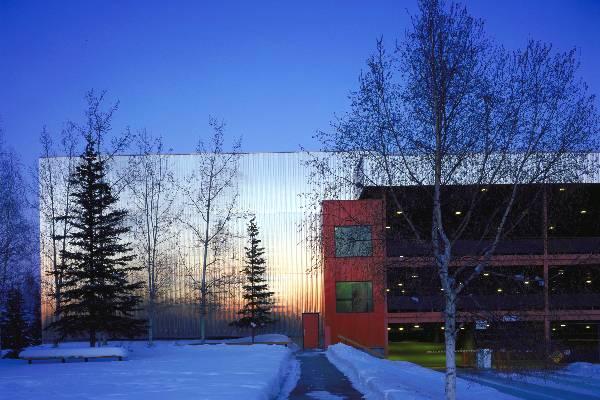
[223,334,300,352]
[0,340,294,400]
[326,343,518,400]
[276,355,301,400]
[564,362,600,377]
[20,346,127,360]
[461,363,600,399]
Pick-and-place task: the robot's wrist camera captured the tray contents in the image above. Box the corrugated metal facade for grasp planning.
[41,152,354,342]
[41,151,600,342]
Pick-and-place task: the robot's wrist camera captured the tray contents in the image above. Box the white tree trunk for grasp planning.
[444,292,457,400]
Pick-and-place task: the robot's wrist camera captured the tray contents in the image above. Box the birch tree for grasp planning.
[0,130,34,354]
[128,131,180,345]
[181,118,241,343]
[39,125,79,322]
[313,1,598,398]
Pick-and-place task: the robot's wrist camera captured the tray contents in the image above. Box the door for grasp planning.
[302,313,319,349]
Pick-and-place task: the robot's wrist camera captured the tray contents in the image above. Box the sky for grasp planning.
[1,0,600,170]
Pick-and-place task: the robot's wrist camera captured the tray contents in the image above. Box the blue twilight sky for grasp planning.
[1,0,600,170]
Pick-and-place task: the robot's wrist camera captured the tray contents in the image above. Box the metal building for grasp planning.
[40,152,353,343]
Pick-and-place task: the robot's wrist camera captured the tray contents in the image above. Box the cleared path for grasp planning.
[289,351,364,399]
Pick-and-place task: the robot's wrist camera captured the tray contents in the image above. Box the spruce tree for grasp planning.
[1,287,30,358]
[232,217,275,343]
[48,135,145,346]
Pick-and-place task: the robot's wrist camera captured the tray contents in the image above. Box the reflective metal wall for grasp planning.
[41,152,355,342]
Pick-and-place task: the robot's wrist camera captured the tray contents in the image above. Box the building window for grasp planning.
[336,281,373,313]
[334,225,372,257]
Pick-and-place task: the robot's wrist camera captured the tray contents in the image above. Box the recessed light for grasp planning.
[441,326,445,330]
[586,280,592,284]
[586,325,591,329]
[398,283,403,287]
[524,281,530,285]
[497,288,503,293]
[385,226,391,229]
[460,327,465,330]
[481,188,488,192]
[399,327,404,331]
[440,288,444,291]
[549,226,555,230]
[411,275,418,278]
[386,288,390,292]
[455,211,462,215]
[559,187,566,192]
[401,290,405,293]
[396,210,403,215]
[560,324,566,327]
[387,327,391,331]
[552,328,556,331]
[413,325,420,328]
[483,273,489,277]
[581,210,587,214]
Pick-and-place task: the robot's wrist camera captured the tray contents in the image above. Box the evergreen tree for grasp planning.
[232,217,275,343]
[1,287,30,358]
[48,134,145,346]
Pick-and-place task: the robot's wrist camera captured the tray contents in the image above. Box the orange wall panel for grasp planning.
[322,199,387,350]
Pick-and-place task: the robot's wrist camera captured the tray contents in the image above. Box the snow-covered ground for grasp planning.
[327,343,518,400]
[0,337,296,400]
[460,362,600,400]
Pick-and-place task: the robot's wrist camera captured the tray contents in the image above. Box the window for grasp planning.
[334,225,372,257]
[336,281,373,313]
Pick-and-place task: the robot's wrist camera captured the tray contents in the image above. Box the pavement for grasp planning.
[288,350,364,399]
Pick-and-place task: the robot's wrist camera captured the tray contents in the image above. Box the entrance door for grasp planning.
[302,313,319,349]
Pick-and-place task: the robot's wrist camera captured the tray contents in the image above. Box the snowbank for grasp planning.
[225,334,300,352]
[564,362,600,377]
[20,346,127,360]
[0,341,294,400]
[327,343,518,400]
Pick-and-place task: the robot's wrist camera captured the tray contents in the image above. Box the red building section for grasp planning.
[322,199,387,353]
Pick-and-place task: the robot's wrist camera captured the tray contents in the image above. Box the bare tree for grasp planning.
[0,129,34,354]
[313,1,598,398]
[38,125,79,324]
[127,130,181,345]
[181,118,241,343]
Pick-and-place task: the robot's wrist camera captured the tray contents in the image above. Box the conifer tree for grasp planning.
[232,217,275,343]
[1,287,30,358]
[48,134,145,346]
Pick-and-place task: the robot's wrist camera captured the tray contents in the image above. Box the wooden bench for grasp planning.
[20,347,128,364]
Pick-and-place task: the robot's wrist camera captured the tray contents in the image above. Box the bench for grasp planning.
[20,347,128,364]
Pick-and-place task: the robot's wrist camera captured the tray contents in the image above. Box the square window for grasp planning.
[336,281,373,313]
[335,225,372,257]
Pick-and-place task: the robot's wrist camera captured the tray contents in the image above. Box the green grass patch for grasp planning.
[387,341,473,369]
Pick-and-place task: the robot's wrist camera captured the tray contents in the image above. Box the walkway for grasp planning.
[288,350,364,399]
